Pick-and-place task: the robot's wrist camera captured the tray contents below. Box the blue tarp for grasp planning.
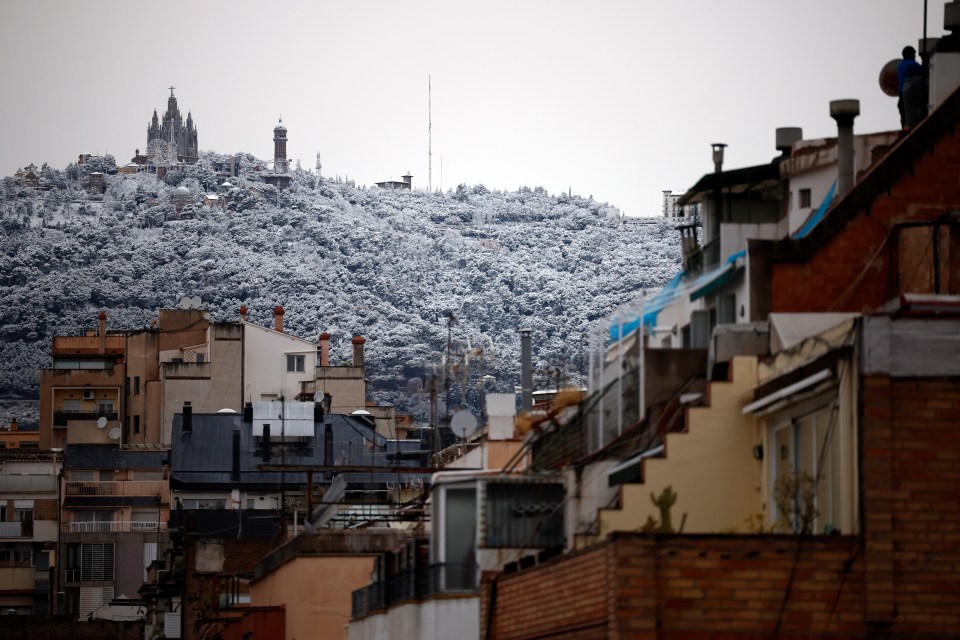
[793,179,836,239]
[609,250,748,343]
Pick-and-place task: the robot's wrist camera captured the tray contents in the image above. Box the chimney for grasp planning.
[830,99,860,198]
[98,311,107,354]
[520,328,533,412]
[318,332,331,367]
[231,430,241,481]
[182,401,193,432]
[239,304,248,322]
[930,3,960,110]
[273,305,284,333]
[9,418,17,432]
[351,336,366,368]
[775,127,802,156]
[710,143,727,252]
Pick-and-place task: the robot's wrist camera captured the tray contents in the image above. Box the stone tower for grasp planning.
[273,118,288,173]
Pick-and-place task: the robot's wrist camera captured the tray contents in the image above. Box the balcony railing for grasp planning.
[351,563,477,619]
[63,520,167,534]
[0,521,31,538]
[65,480,165,497]
[54,412,118,427]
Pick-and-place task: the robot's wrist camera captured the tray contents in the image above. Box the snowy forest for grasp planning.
[0,153,682,426]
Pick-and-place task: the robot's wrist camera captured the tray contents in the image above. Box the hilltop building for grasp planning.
[375,173,412,190]
[147,87,199,164]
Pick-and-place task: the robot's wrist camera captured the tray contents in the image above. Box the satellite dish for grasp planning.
[879,59,900,97]
[450,411,478,439]
[96,417,107,429]
[351,410,372,416]
[217,408,238,414]
[108,427,121,441]
[190,296,202,309]
[178,296,191,310]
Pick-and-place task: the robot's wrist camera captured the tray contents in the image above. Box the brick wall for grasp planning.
[184,537,275,639]
[483,544,610,640]
[862,376,960,634]
[772,129,960,313]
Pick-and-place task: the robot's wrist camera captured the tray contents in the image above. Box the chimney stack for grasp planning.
[775,127,802,156]
[710,143,727,251]
[520,328,533,412]
[273,305,284,333]
[182,401,192,432]
[351,336,366,368]
[240,304,248,323]
[830,99,860,198]
[319,332,331,367]
[98,311,107,355]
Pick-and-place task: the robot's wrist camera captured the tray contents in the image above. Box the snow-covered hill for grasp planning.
[0,153,681,423]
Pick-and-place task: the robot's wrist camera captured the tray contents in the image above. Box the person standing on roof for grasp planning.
[897,45,923,129]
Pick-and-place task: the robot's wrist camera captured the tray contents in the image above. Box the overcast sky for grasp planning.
[0,1,945,217]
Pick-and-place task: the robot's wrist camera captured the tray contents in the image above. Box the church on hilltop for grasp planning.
[147,87,199,164]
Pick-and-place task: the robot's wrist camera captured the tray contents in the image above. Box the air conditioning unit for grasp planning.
[82,390,95,400]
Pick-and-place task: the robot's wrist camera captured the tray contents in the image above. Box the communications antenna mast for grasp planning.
[315,152,322,189]
[428,75,432,193]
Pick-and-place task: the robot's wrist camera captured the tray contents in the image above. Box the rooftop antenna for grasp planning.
[428,75,432,193]
[315,152,322,189]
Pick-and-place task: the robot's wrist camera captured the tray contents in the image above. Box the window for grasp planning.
[287,354,305,372]
[134,376,140,394]
[134,415,140,434]
[770,403,841,534]
[97,400,114,415]
[80,543,115,581]
[63,399,82,413]
[799,188,812,208]
[196,353,205,364]
[19,442,38,449]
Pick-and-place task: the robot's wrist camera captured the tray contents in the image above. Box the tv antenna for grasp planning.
[428,75,432,193]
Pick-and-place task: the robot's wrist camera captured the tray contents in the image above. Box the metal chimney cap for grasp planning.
[775,127,803,153]
[945,2,960,31]
[830,99,861,119]
[519,328,532,336]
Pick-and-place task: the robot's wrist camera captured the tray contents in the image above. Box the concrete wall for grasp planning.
[348,596,479,640]
[315,367,366,413]
[252,555,376,640]
[591,356,762,538]
[161,325,243,445]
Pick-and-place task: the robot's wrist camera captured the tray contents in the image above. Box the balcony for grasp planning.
[54,412,119,427]
[0,521,31,538]
[65,480,165,497]
[63,520,168,534]
[53,335,125,356]
[351,562,477,619]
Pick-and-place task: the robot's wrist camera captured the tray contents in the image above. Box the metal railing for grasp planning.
[65,480,165,497]
[53,412,118,427]
[351,563,477,619]
[64,521,167,534]
[0,521,30,538]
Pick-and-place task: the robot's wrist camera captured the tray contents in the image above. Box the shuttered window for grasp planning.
[80,543,114,582]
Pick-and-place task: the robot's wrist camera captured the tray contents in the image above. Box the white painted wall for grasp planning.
[242,323,316,403]
[347,597,479,640]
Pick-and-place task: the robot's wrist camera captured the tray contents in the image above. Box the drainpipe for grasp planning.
[98,311,107,354]
[830,99,860,198]
[520,329,533,412]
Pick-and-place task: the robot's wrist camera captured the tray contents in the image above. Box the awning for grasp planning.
[741,368,832,415]
[689,250,746,302]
